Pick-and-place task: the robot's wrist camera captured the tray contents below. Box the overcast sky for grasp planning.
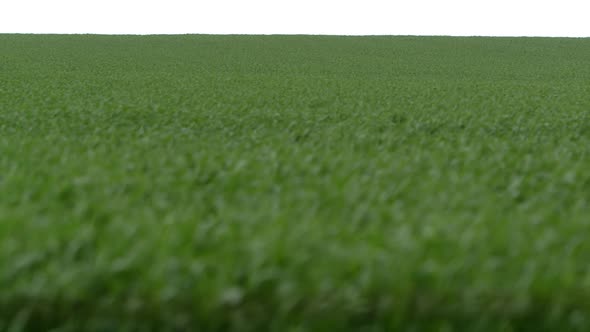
[1,0,589,37]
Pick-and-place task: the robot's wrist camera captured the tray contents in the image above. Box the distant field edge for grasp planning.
[0,33,589,39]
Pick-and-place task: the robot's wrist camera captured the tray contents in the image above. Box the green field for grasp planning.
[1,34,590,331]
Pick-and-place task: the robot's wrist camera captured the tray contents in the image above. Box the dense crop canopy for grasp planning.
[1,35,590,331]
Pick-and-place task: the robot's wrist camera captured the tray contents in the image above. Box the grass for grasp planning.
[1,34,590,331]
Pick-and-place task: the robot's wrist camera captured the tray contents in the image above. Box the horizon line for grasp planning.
[1,32,589,38]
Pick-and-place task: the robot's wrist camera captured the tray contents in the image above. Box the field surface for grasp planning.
[1,34,590,331]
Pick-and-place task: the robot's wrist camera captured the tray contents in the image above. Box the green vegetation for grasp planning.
[1,34,590,331]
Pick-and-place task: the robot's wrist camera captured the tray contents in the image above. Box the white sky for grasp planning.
[1,0,589,37]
